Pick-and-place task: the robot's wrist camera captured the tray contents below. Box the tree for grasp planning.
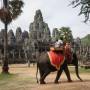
[52,27,74,44]
[71,0,90,22]
[59,27,74,44]
[0,0,24,73]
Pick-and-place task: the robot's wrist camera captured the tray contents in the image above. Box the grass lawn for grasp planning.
[68,66,90,73]
[0,72,36,90]
[0,66,36,90]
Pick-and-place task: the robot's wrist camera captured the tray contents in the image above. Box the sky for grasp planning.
[0,0,90,38]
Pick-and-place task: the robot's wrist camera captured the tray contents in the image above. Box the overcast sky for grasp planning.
[0,0,90,38]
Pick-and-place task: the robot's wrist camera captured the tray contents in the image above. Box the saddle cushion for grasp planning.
[47,51,65,70]
[50,47,63,51]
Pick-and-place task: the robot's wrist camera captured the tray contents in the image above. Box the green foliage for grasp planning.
[59,27,74,43]
[81,34,90,45]
[0,0,24,24]
[52,27,74,43]
[9,0,24,20]
[71,0,90,22]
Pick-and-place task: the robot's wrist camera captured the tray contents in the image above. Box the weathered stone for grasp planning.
[29,9,51,45]
[0,29,5,45]
[22,31,29,39]
[52,28,59,42]
[15,27,22,45]
[8,29,16,46]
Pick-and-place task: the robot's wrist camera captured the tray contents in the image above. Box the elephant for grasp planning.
[35,41,82,84]
[36,50,72,84]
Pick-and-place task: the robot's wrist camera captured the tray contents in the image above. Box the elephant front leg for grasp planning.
[40,71,50,84]
[39,71,46,84]
[54,68,63,84]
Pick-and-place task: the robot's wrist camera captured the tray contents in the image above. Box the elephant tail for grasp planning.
[36,62,39,83]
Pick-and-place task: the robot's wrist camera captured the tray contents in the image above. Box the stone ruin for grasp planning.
[52,28,59,42]
[0,27,29,64]
[29,9,51,48]
[0,9,52,64]
[8,29,16,46]
[15,27,23,46]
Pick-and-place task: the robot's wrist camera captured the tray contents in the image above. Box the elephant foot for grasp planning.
[54,80,59,84]
[68,79,72,82]
[80,79,83,82]
[40,80,46,84]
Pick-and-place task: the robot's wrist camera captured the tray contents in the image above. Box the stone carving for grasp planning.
[8,29,16,46]
[0,10,52,64]
[29,9,51,44]
[0,29,5,45]
[52,28,59,42]
[15,27,22,45]
[22,30,29,42]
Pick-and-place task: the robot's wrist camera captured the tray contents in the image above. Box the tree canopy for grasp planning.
[52,27,74,43]
[0,0,24,24]
[71,0,90,22]
[59,27,74,43]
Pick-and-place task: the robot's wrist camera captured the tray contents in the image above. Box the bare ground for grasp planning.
[0,64,90,90]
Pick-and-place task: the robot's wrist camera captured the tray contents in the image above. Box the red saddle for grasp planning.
[47,51,65,70]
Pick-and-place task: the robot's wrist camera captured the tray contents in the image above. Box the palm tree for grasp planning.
[0,0,24,73]
[59,27,74,44]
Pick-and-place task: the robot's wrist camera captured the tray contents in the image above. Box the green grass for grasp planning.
[0,73,35,82]
[79,67,90,73]
[0,65,89,90]
[0,73,15,80]
[68,66,90,73]
[0,73,36,90]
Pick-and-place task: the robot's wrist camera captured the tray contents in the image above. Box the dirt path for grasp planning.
[0,64,90,90]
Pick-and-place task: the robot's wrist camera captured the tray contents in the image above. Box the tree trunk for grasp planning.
[2,22,9,73]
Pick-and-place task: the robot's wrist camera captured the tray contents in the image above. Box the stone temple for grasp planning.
[29,9,51,48]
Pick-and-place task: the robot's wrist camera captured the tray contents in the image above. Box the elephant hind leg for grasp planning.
[39,70,44,84]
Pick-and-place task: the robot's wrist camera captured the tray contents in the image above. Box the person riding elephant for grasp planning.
[64,42,73,63]
[36,40,82,84]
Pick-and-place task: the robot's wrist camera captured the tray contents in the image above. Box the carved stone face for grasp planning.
[29,9,51,48]
[7,30,16,45]
[34,9,43,22]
